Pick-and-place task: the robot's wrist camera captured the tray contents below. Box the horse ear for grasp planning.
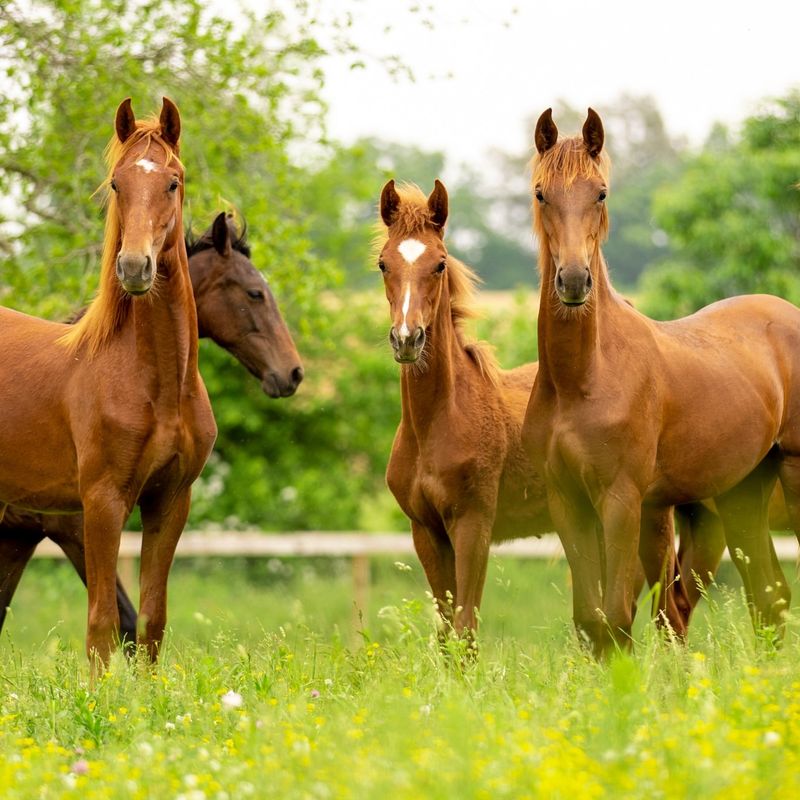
[115,98,136,143]
[211,211,231,256]
[582,107,604,158]
[535,108,558,155]
[380,180,401,227]
[427,179,448,230]
[159,96,181,149]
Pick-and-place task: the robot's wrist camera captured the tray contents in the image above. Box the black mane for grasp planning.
[185,217,251,259]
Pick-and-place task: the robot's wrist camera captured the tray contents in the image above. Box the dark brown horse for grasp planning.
[379,180,551,636]
[523,107,800,656]
[0,98,217,668]
[0,212,303,643]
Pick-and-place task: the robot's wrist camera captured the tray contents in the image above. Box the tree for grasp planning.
[641,91,800,319]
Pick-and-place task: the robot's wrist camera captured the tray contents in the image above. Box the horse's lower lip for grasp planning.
[123,283,152,296]
[559,297,587,306]
[394,352,419,363]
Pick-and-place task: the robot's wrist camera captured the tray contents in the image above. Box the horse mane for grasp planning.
[374,183,498,385]
[530,135,612,247]
[186,217,251,259]
[58,117,182,356]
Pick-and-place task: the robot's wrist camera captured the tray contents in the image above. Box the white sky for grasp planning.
[318,0,800,170]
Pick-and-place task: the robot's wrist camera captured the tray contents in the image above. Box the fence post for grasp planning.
[351,553,370,640]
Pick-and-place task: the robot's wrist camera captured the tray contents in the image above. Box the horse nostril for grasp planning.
[389,328,400,348]
[585,269,592,290]
[555,270,565,293]
[142,255,153,280]
[411,327,425,348]
[291,366,304,386]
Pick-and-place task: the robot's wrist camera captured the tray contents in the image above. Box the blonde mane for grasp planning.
[374,183,498,384]
[530,135,611,247]
[59,118,182,356]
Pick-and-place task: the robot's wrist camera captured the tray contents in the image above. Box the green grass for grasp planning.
[2,557,800,798]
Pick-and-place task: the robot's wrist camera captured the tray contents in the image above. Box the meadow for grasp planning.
[3,553,800,799]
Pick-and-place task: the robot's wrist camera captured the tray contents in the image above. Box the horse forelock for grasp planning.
[58,119,183,356]
[531,135,611,261]
[374,183,498,385]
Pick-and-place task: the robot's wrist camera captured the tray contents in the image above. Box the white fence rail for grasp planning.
[30,532,798,631]
[31,530,799,561]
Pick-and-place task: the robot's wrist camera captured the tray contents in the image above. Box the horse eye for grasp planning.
[436,260,446,273]
[247,289,265,301]
[110,179,118,193]
[168,178,179,193]
[378,260,386,273]
[535,189,545,204]
[598,190,607,202]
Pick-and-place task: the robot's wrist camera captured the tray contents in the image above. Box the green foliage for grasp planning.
[641,91,800,319]
[0,0,338,321]
[191,294,406,531]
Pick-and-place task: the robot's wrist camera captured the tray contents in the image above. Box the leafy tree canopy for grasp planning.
[641,91,800,319]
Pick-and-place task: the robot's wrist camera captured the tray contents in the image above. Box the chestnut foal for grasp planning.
[380,180,551,637]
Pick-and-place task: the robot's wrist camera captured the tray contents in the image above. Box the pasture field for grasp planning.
[2,555,800,798]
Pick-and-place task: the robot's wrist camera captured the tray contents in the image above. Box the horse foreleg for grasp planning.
[82,490,127,672]
[449,508,493,638]
[639,505,689,638]
[411,520,456,628]
[549,487,604,656]
[0,534,42,635]
[49,519,138,648]
[597,482,643,656]
[138,487,191,661]
[716,462,787,635]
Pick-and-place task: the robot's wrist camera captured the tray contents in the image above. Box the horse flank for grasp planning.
[58,118,183,356]
[374,183,499,384]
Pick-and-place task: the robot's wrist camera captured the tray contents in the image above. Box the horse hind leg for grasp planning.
[675,501,727,618]
[639,505,689,639]
[0,534,42,636]
[716,460,788,634]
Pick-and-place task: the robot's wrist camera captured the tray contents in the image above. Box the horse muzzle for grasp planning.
[262,366,305,398]
[555,265,592,306]
[390,326,425,363]
[116,253,155,296]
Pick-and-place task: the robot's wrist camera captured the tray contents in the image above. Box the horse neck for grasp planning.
[399,285,467,434]
[536,241,617,395]
[129,235,200,393]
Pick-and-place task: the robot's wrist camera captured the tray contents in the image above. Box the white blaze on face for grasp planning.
[135,158,159,173]
[398,238,426,264]
[399,283,411,338]
[396,239,425,340]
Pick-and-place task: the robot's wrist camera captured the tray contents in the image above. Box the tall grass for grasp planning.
[2,558,800,797]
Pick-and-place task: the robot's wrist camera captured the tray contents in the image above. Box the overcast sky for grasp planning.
[318,0,800,170]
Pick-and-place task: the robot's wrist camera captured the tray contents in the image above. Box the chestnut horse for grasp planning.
[523,107,800,655]
[379,180,551,636]
[0,98,217,667]
[0,212,303,642]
